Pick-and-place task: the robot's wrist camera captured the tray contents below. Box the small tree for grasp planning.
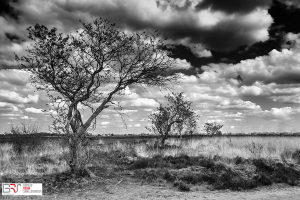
[204,122,223,135]
[146,92,199,147]
[16,18,180,174]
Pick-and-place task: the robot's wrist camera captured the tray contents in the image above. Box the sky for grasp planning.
[1,0,300,134]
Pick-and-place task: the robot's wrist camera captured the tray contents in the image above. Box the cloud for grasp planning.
[103,109,139,114]
[25,107,44,114]
[264,107,295,120]
[175,39,212,57]
[134,124,141,127]
[0,70,30,86]
[271,94,300,104]
[223,112,244,118]
[197,35,300,87]
[187,93,224,102]
[0,89,38,104]
[121,98,159,107]
[99,115,110,119]
[181,75,199,83]
[239,85,263,96]
[100,122,110,125]
[1,113,21,117]
[20,115,36,120]
[279,0,300,8]
[217,99,261,110]
[196,0,272,14]
[0,0,274,70]
[0,102,19,111]
[207,119,223,123]
[238,48,300,85]
[172,58,193,70]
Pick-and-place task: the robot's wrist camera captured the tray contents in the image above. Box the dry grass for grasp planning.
[95,137,300,164]
[0,140,69,176]
[1,136,300,177]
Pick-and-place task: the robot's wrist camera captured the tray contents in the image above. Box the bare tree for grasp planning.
[16,18,180,175]
[146,92,199,147]
[204,122,223,135]
[9,121,41,134]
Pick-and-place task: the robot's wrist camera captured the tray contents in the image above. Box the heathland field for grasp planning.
[1,135,300,199]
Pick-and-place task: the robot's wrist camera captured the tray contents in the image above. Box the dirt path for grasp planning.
[2,177,300,200]
[54,183,300,200]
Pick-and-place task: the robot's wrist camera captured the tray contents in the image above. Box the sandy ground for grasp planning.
[2,175,300,200]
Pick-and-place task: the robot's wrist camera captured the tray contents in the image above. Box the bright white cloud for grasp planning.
[122,98,159,107]
[99,115,110,119]
[270,107,294,120]
[271,94,300,104]
[172,58,193,70]
[25,107,44,114]
[239,85,263,96]
[218,99,261,110]
[134,124,141,127]
[0,102,19,112]
[0,90,39,104]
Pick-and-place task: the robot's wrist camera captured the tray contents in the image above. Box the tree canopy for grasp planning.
[16,18,181,173]
[147,92,199,146]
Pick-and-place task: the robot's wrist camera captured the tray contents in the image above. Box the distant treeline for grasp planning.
[94,132,300,139]
[1,132,300,140]
[0,132,67,140]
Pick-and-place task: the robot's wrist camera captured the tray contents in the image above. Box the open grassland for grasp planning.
[1,136,300,193]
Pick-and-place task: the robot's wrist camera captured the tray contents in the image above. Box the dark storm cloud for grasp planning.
[279,0,300,8]
[168,0,300,71]
[0,0,287,71]
[0,0,19,19]
[269,0,300,34]
[195,0,272,14]
[53,0,272,52]
[5,32,22,43]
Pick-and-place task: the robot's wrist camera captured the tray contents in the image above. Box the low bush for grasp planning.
[173,180,190,192]
[36,155,56,165]
[133,155,300,191]
[132,158,149,169]
[292,149,300,163]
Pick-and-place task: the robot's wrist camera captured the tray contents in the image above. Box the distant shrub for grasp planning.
[132,158,149,169]
[252,158,274,174]
[37,155,55,165]
[9,121,41,135]
[0,175,15,183]
[253,174,272,186]
[246,142,263,158]
[180,172,203,184]
[173,180,190,192]
[234,156,247,165]
[204,122,223,135]
[291,149,300,163]
[163,171,176,182]
[280,148,293,161]
[7,121,43,155]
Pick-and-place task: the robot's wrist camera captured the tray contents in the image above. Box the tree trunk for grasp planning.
[161,135,167,148]
[68,132,90,176]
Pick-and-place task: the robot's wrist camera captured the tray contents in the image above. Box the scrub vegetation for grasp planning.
[1,135,300,194]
